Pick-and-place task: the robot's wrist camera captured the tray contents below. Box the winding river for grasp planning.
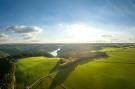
[50,48,61,56]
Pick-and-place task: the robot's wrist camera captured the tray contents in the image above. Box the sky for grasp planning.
[0,0,135,43]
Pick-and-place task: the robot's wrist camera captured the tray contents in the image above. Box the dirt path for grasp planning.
[26,73,68,89]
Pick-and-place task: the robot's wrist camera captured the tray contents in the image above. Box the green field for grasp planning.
[63,48,135,89]
[16,48,135,89]
[16,57,61,89]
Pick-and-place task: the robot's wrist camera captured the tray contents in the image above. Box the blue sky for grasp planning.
[0,0,135,43]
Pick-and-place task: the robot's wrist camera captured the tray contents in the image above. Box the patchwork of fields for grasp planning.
[16,48,135,89]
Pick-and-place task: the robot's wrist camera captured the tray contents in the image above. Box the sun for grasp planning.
[66,24,99,40]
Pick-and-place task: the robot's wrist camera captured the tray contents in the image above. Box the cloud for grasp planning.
[7,25,43,39]
[0,33,8,41]
[7,25,42,33]
[0,33,8,38]
[101,35,112,37]
[22,33,33,39]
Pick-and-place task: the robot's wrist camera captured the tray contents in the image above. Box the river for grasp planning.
[50,48,61,56]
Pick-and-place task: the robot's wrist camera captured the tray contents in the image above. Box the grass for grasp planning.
[63,48,135,89]
[16,48,135,89]
[16,57,60,89]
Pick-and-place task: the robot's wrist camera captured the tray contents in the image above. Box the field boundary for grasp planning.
[95,60,135,64]
[26,73,68,89]
[26,73,54,89]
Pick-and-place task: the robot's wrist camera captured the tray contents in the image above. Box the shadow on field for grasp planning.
[49,59,78,89]
[49,52,108,89]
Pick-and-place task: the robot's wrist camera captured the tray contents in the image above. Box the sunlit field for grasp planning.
[16,57,60,89]
[63,48,135,89]
[15,47,135,89]
[1,0,135,89]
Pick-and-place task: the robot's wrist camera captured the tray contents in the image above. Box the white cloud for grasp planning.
[0,33,8,41]
[0,33,8,38]
[7,25,43,40]
[7,25,42,33]
[22,33,33,39]
[101,35,112,37]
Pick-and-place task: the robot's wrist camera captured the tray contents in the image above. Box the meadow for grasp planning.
[16,57,61,89]
[63,48,135,89]
[15,47,135,89]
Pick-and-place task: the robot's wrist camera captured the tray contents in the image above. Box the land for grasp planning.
[0,43,135,89]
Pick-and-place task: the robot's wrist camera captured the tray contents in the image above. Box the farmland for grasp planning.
[15,46,135,89]
[63,48,135,89]
[16,57,60,89]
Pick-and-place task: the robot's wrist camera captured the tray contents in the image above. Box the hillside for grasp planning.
[16,57,61,89]
[16,48,135,89]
